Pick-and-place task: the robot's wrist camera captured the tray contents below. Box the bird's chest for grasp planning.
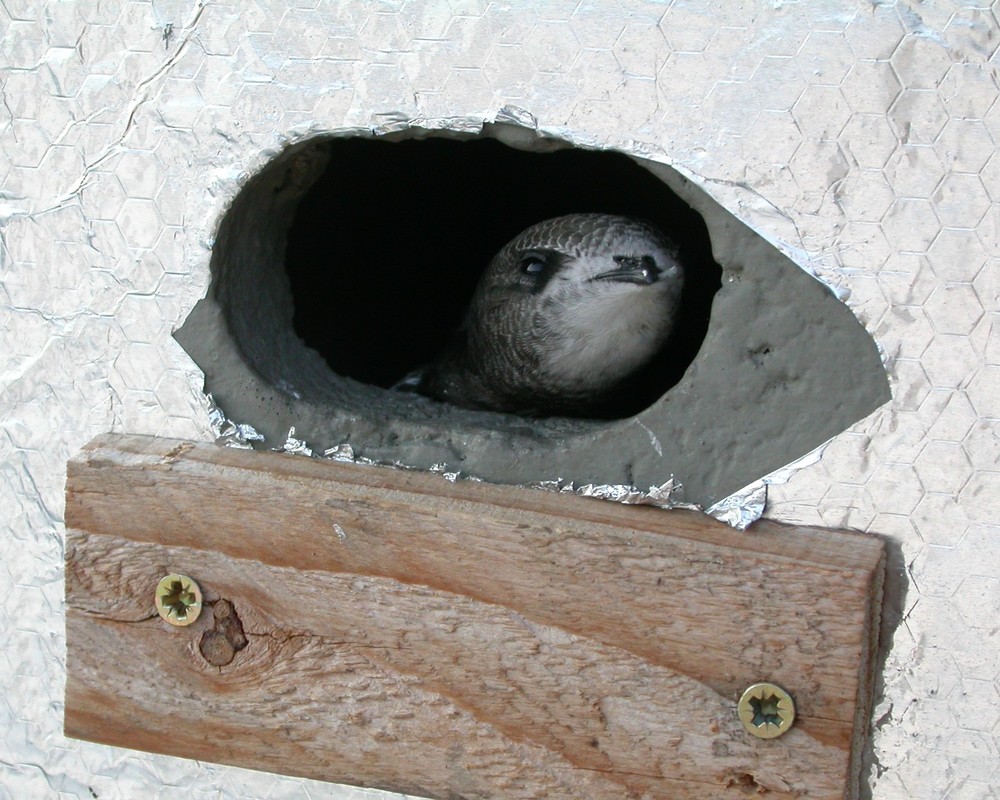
[539,290,667,389]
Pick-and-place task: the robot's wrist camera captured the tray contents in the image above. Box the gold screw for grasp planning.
[737,682,796,739]
[154,574,203,627]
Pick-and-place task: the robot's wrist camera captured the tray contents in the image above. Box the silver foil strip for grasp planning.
[318,427,690,510]
[208,405,827,531]
[527,477,689,509]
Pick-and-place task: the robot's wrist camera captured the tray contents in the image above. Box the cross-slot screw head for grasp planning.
[154,574,203,627]
[737,682,795,739]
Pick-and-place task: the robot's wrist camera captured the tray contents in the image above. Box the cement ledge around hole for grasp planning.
[175,124,890,509]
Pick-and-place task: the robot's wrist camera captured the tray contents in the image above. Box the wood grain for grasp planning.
[64,434,885,799]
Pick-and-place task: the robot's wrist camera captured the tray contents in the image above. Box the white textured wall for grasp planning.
[2,1,998,797]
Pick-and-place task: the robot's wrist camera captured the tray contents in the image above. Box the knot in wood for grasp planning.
[199,599,248,667]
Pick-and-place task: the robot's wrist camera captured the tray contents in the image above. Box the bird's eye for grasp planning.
[518,253,547,275]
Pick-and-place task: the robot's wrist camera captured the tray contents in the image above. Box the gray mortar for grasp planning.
[175,126,890,508]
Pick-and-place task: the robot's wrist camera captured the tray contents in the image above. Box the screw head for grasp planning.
[154,574,203,627]
[737,682,796,739]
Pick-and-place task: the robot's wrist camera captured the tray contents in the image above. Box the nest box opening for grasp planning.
[176,124,890,507]
[283,136,719,417]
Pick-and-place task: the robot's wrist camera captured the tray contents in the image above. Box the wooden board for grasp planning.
[64,434,885,799]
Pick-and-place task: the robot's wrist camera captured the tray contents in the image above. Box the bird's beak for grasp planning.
[592,255,662,285]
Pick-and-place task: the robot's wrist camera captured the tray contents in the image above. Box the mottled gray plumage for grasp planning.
[417,213,685,416]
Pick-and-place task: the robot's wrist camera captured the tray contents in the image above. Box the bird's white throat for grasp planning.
[543,282,675,390]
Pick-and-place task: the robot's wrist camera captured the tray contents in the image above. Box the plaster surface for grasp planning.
[177,128,889,508]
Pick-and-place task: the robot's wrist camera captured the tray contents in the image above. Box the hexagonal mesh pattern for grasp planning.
[2,2,998,798]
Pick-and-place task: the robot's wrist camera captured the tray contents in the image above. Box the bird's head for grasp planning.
[417,213,686,415]
[462,213,685,398]
[474,213,682,334]
[481,213,681,301]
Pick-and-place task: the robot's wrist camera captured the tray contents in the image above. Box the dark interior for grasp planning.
[284,136,721,418]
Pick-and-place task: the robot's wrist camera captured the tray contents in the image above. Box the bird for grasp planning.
[415,213,685,417]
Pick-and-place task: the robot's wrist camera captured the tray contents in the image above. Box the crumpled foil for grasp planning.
[301,419,692,511]
[700,439,831,530]
[704,482,768,531]
[494,104,540,129]
[207,401,825,531]
[207,395,265,449]
[280,427,314,457]
[526,477,689,509]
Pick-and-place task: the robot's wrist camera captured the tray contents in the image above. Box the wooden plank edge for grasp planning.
[69,433,886,572]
